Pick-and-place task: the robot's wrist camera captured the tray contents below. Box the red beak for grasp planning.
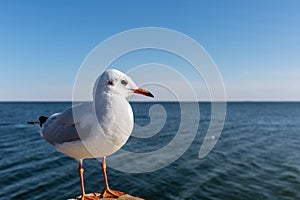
[133,88,154,98]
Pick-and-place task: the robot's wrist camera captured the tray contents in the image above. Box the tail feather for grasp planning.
[27,121,40,125]
[39,116,48,127]
[27,116,48,127]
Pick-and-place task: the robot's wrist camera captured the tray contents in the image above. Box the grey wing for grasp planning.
[40,103,93,146]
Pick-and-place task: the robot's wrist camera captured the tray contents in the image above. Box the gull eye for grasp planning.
[121,79,128,86]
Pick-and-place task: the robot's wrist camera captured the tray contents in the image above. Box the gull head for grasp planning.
[93,69,154,99]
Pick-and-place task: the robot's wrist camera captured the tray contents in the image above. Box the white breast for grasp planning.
[53,97,134,160]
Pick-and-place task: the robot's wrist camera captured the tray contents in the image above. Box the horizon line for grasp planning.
[1,100,300,103]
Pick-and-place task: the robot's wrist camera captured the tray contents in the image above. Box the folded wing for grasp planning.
[41,103,94,146]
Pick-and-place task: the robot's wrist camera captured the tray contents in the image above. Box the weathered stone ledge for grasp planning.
[69,193,144,200]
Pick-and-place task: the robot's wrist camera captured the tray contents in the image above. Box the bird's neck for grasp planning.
[94,93,130,119]
[93,92,134,143]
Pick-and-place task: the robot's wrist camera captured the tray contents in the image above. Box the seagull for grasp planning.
[28,69,154,199]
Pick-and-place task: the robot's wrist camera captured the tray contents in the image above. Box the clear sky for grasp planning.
[0,0,299,101]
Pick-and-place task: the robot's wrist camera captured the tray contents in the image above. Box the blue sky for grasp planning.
[0,0,299,101]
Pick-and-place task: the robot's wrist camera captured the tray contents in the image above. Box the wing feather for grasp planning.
[40,103,93,146]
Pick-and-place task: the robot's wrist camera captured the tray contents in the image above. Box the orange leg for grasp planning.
[100,157,125,198]
[78,159,99,200]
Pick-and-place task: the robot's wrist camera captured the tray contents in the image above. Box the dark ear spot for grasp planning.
[108,80,114,86]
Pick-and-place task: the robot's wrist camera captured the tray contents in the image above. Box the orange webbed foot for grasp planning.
[101,189,125,198]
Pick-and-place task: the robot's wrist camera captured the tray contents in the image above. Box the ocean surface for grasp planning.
[1,102,300,200]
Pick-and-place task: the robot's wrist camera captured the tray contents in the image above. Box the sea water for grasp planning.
[0,102,300,200]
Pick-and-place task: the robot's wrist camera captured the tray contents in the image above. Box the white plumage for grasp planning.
[32,69,154,199]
